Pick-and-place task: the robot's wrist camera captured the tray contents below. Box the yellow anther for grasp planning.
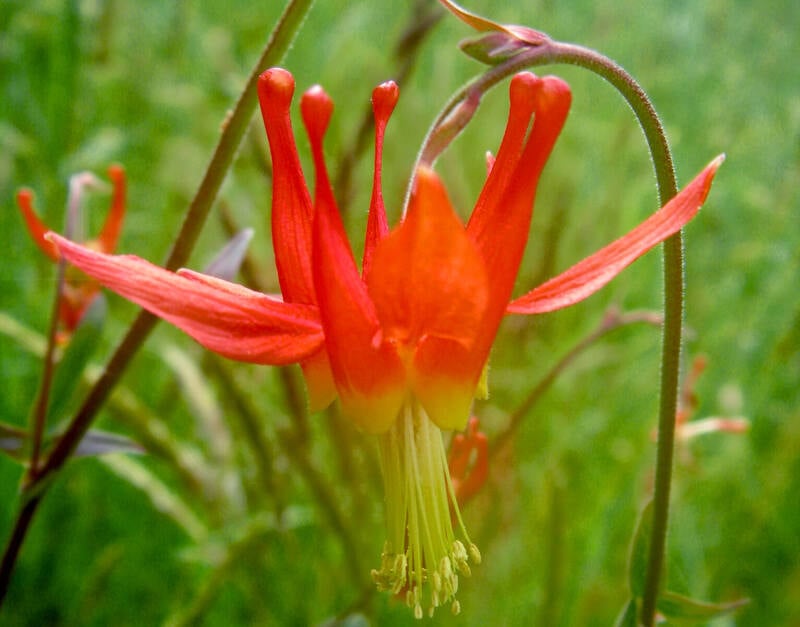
[441,556,453,579]
[469,542,482,565]
[374,401,482,618]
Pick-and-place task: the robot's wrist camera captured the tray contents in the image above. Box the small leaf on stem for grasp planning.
[629,498,654,598]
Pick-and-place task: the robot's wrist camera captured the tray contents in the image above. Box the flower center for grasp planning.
[372,399,481,618]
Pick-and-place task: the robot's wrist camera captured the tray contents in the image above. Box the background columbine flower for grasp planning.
[17,165,126,339]
[48,68,721,618]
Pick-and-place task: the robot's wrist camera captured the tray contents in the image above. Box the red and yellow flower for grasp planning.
[47,68,721,617]
[18,165,126,339]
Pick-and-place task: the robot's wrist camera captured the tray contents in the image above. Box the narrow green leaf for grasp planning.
[613,598,638,627]
[46,294,106,423]
[629,498,654,597]
[657,590,749,624]
[0,312,47,356]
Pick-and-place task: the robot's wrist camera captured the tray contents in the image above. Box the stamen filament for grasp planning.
[372,398,479,618]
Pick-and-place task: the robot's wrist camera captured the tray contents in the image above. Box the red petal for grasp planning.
[48,234,324,364]
[467,73,571,352]
[448,416,489,504]
[508,155,724,314]
[312,194,406,432]
[368,167,489,350]
[362,80,398,277]
[410,337,479,430]
[17,189,59,262]
[301,349,338,412]
[468,73,540,247]
[97,164,126,253]
[263,71,340,409]
[367,168,489,429]
[306,91,406,433]
[258,68,316,304]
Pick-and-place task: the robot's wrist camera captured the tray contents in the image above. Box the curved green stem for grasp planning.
[517,43,681,626]
[419,40,681,626]
[0,0,315,608]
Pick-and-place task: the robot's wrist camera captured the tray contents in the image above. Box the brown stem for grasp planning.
[26,263,66,478]
[0,498,39,605]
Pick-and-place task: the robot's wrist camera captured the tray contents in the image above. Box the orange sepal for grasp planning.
[367,167,489,353]
[411,336,478,430]
[367,168,490,430]
[49,234,325,365]
[507,155,724,314]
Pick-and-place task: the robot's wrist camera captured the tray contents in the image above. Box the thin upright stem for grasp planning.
[0,0,315,608]
[26,262,67,478]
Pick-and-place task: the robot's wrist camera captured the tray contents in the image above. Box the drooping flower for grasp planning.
[47,67,722,617]
[18,165,126,338]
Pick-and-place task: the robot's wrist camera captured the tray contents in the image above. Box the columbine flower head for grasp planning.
[18,165,126,339]
[48,68,721,617]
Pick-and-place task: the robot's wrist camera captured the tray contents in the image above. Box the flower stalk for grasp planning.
[373,399,480,618]
[418,20,699,622]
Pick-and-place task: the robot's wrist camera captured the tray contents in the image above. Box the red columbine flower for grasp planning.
[18,165,126,339]
[47,68,722,617]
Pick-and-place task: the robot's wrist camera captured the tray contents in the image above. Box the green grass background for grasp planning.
[1,0,798,624]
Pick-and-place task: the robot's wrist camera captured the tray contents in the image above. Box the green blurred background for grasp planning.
[1,0,798,624]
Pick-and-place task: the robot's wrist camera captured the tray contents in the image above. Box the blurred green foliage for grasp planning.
[1,0,798,624]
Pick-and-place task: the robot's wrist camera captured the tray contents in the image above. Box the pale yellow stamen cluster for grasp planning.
[372,400,481,618]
